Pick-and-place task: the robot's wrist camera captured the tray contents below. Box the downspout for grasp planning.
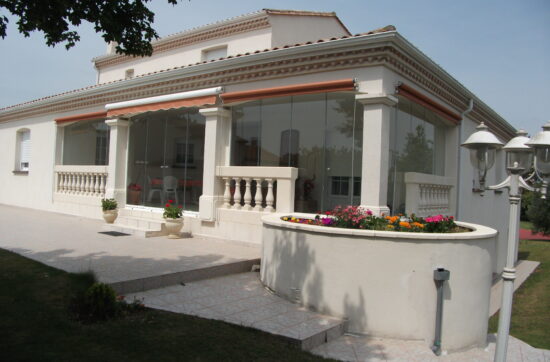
[456,99,474,219]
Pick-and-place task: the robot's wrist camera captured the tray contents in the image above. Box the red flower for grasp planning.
[168,199,173,203]
[178,205,182,209]
[165,203,170,207]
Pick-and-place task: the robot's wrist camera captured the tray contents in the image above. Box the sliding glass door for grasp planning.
[126,108,205,211]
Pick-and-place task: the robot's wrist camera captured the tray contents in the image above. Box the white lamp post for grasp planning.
[461,121,550,362]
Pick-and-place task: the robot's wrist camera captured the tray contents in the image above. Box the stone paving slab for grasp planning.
[0,205,260,284]
[125,272,345,350]
[311,333,549,362]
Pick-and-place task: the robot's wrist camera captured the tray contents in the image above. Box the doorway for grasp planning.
[126,108,205,211]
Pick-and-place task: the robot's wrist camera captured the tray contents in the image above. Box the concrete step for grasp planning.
[102,223,167,238]
[114,215,165,230]
[110,258,261,295]
[124,272,346,351]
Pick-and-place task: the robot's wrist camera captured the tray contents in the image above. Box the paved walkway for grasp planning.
[0,205,260,284]
[520,228,550,241]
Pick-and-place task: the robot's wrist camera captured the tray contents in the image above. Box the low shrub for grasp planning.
[281,205,462,233]
[101,198,117,211]
[163,199,183,219]
[527,188,550,236]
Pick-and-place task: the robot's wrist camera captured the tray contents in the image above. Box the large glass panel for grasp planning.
[292,94,326,212]
[63,119,109,165]
[232,101,260,166]
[126,108,205,211]
[387,97,447,214]
[230,92,363,213]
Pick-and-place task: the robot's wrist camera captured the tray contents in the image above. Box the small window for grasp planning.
[125,68,134,80]
[331,176,350,196]
[202,46,227,62]
[16,129,31,172]
[353,177,361,197]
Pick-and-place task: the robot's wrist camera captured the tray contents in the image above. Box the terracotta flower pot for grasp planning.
[102,209,118,224]
[164,217,183,239]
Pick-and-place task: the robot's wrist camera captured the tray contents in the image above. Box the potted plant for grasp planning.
[101,198,118,224]
[163,200,183,239]
[127,183,142,204]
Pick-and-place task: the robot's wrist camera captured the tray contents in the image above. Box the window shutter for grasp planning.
[20,131,31,169]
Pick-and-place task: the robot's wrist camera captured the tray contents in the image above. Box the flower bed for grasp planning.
[281,205,466,233]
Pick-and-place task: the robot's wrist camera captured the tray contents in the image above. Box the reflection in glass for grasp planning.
[231,92,363,213]
[388,98,447,214]
[126,108,205,211]
[63,119,110,165]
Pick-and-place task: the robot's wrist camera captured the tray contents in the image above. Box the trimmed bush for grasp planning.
[69,282,119,323]
[527,189,550,236]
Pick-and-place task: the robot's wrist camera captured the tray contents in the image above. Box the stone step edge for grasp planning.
[278,320,347,351]
[109,258,261,294]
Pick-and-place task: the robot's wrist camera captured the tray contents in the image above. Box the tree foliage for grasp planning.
[527,187,550,236]
[0,0,178,56]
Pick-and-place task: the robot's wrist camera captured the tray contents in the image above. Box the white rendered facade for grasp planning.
[0,10,515,274]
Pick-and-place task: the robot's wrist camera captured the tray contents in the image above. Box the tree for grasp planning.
[527,187,550,235]
[0,0,179,56]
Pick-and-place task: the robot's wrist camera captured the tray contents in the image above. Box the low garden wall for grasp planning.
[260,213,497,352]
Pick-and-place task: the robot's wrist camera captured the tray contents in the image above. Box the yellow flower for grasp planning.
[387,225,395,229]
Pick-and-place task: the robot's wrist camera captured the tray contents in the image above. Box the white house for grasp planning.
[0,9,515,274]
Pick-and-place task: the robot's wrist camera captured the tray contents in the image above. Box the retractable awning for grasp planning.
[105,86,223,117]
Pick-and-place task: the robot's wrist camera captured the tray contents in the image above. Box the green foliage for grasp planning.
[69,282,119,323]
[527,189,550,236]
[163,199,182,219]
[521,190,534,221]
[101,198,117,211]
[0,0,179,56]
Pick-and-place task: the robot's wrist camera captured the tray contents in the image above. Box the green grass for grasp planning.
[0,248,331,362]
[520,220,534,230]
[488,239,550,349]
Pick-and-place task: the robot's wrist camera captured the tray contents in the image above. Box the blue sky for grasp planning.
[1,0,548,136]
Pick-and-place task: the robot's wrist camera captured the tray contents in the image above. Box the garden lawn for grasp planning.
[488,239,550,349]
[0,248,332,362]
[520,220,534,230]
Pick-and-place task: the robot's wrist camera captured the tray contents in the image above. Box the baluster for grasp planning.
[90,173,98,196]
[243,178,252,210]
[92,174,99,196]
[62,173,67,193]
[82,173,88,195]
[100,174,106,197]
[233,178,242,209]
[265,178,274,212]
[56,172,61,193]
[68,173,74,194]
[223,177,231,208]
[76,173,83,195]
[254,178,263,211]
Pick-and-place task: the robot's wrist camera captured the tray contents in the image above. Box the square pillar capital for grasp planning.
[355,93,398,107]
[105,118,129,128]
[199,107,231,120]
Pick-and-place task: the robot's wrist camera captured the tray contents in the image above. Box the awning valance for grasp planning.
[55,111,107,124]
[221,79,356,104]
[396,83,461,124]
[105,86,223,117]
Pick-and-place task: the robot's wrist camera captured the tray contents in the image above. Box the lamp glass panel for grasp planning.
[506,151,533,172]
[469,147,496,173]
[535,147,550,175]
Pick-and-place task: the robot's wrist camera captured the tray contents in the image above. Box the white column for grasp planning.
[198,107,232,221]
[356,94,398,216]
[105,118,129,206]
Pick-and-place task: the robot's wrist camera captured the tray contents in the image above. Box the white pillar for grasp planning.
[356,94,398,216]
[105,118,129,206]
[198,107,232,221]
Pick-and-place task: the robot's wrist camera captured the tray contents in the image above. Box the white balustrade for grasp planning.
[216,167,298,213]
[55,165,108,198]
[405,172,454,217]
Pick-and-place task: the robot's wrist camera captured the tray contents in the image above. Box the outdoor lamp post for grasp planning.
[461,121,550,362]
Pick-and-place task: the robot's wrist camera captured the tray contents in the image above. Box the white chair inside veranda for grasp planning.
[147,176,162,203]
[162,176,179,205]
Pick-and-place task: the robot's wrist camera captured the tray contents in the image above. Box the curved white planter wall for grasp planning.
[261,213,497,352]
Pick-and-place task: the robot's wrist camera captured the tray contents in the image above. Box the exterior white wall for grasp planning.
[97,28,273,84]
[261,215,497,352]
[269,15,349,48]
[458,116,511,274]
[0,106,107,218]
[0,116,57,211]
